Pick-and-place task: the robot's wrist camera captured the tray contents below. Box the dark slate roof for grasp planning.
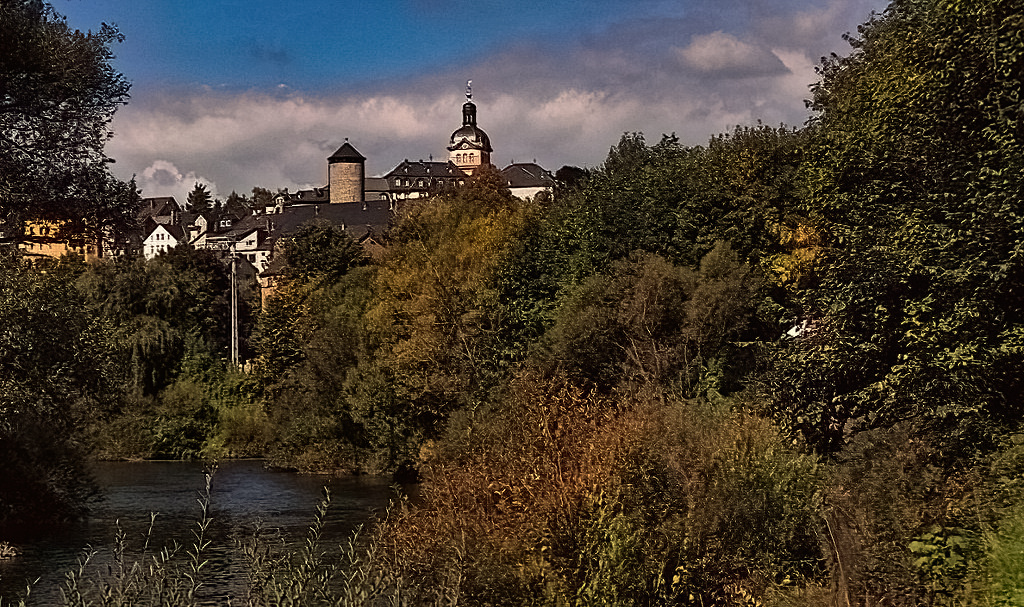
[283,187,330,204]
[211,213,271,244]
[328,141,366,163]
[365,177,390,192]
[364,177,391,201]
[268,200,392,242]
[138,196,180,220]
[148,222,186,241]
[501,163,555,188]
[184,211,216,226]
[384,160,466,179]
[166,224,186,241]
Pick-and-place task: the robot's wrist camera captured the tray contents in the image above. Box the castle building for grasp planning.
[383,159,465,201]
[309,82,553,206]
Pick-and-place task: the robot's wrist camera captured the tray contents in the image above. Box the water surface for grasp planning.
[0,460,395,605]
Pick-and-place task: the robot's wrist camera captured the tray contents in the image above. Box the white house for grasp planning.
[232,227,272,273]
[501,162,556,200]
[143,224,186,259]
[186,213,210,246]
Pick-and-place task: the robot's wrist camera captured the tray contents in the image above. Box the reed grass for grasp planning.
[1,470,407,607]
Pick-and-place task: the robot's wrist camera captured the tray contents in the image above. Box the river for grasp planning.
[0,460,396,605]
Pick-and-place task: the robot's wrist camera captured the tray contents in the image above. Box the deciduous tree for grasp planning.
[0,0,135,241]
[762,0,1024,458]
[0,252,111,528]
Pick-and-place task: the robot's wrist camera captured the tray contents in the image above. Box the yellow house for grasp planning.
[17,219,101,260]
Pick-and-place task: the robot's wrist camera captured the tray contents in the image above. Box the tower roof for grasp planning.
[448,82,492,153]
[328,140,366,163]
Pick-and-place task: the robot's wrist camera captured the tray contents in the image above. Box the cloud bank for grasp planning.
[112,0,888,200]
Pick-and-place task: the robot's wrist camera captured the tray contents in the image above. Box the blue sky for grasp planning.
[61,0,636,90]
[57,0,889,202]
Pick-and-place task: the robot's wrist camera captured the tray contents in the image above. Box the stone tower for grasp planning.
[447,81,492,176]
[328,139,365,204]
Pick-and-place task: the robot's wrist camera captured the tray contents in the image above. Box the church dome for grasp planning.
[450,126,491,150]
[448,99,492,152]
[447,81,492,175]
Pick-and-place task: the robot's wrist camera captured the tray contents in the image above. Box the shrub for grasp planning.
[367,372,822,606]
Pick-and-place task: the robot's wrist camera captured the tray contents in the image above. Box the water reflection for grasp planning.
[0,460,395,605]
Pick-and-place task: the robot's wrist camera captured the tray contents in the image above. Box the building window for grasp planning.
[469,153,475,163]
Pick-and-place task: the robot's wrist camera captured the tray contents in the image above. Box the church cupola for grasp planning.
[463,97,477,126]
[448,80,492,176]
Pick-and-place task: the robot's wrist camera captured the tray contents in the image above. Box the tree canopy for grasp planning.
[760,0,1024,458]
[186,182,213,214]
[0,0,135,239]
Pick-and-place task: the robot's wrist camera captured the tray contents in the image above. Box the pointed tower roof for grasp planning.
[328,140,366,163]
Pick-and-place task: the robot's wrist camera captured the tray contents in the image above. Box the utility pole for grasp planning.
[230,252,238,366]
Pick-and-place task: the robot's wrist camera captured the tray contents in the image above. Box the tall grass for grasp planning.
[58,473,213,607]
[1,471,407,607]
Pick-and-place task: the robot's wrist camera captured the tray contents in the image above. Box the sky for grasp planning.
[56,0,889,203]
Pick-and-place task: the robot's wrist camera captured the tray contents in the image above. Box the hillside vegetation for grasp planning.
[2,0,1024,604]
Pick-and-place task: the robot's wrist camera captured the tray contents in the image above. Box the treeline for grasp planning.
[247,0,1024,603]
[2,0,1024,603]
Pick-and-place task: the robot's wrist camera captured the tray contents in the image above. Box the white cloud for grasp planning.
[137,160,219,206]
[104,0,889,196]
[675,31,789,77]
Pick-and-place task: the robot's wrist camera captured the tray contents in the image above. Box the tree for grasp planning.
[281,219,367,285]
[1,0,135,240]
[761,0,1024,458]
[251,220,366,384]
[538,244,760,395]
[0,252,113,528]
[186,182,212,214]
[251,186,274,209]
[345,170,530,470]
[78,247,234,395]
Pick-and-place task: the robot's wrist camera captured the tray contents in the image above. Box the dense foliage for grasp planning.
[0,0,136,244]
[0,253,108,531]
[4,0,1024,604]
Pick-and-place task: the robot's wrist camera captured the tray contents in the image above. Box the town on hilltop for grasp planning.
[6,82,557,300]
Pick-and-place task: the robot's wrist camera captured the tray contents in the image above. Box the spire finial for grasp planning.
[466,79,472,101]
